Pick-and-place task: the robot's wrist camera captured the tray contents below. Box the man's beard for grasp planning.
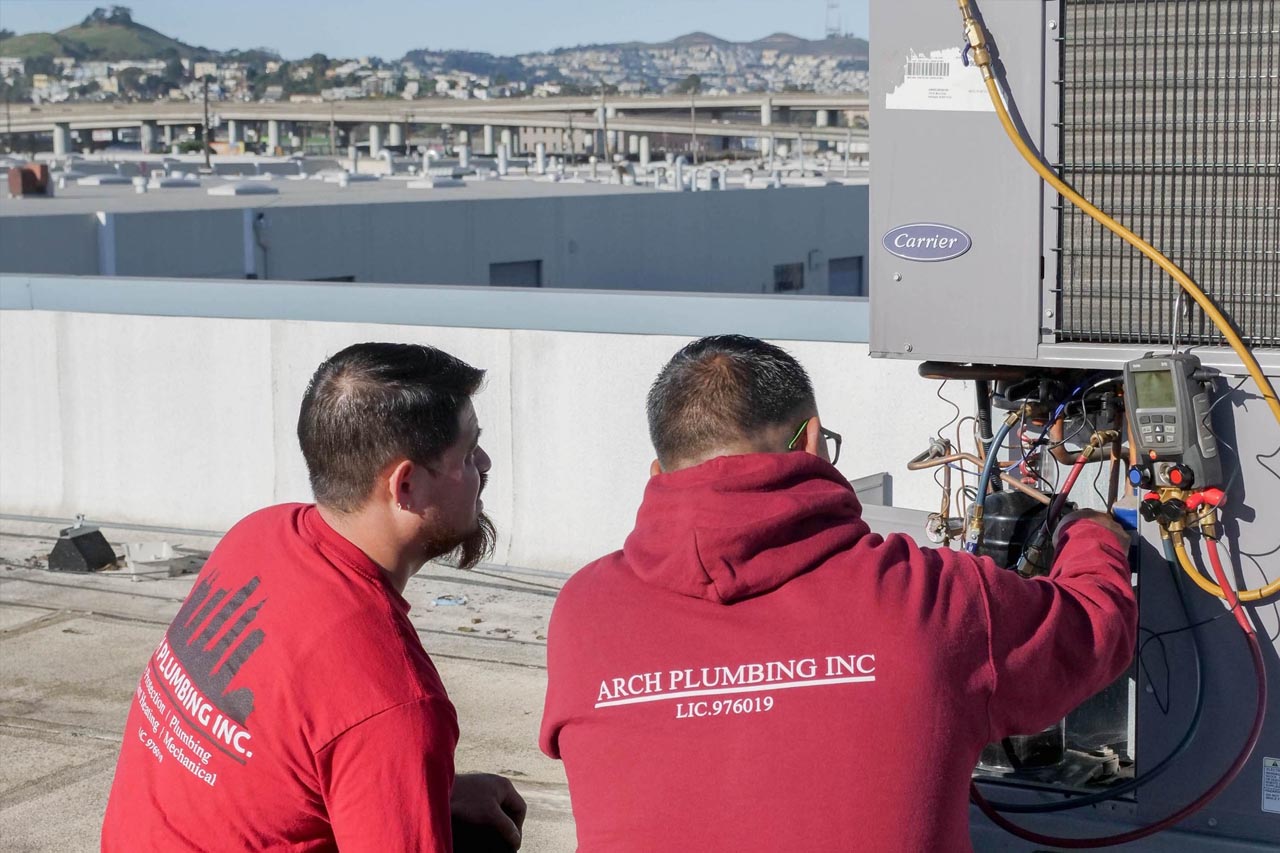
[443,511,496,570]
[425,472,495,570]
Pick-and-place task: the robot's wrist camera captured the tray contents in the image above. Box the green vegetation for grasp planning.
[0,6,216,62]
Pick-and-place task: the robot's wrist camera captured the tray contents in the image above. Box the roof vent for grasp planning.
[207,182,280,196]
[77,174,132,186]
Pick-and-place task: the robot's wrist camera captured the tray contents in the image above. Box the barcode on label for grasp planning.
[907,60,950,78]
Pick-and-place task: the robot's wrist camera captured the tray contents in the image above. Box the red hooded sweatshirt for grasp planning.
[540,453,1135,852]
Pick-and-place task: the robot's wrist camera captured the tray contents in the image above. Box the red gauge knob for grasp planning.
[1167,464,1194,488]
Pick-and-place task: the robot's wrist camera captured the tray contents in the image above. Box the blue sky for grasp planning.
[1,1,870,59]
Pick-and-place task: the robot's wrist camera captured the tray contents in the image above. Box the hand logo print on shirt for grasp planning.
[167,573,265,725]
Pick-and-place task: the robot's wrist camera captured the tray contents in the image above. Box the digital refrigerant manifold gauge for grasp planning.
[1123,353,1224,491]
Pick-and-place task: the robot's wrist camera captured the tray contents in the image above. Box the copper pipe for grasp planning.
[907,452,1052,505]
[1107,438,1123,507]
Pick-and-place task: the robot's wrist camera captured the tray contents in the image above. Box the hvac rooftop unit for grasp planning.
[870,2,1279,851]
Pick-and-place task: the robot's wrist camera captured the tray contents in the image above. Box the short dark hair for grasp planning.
[646,334,816,467]
[298,342,485,512]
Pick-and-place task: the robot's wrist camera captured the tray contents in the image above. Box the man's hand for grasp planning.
[1054,508,1131,551]
[451,772,527,851]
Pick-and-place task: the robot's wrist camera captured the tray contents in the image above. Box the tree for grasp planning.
[83,6,133,26]
[117,67,145,98]
[675,74,701,94]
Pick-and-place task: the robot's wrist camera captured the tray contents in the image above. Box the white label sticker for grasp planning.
[1264,757,1280,814]
[885,47,996,113]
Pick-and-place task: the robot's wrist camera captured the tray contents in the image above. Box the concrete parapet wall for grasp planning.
[0,307,960,572]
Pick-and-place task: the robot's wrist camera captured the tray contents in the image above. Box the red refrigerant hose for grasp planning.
[970,538,1268,847]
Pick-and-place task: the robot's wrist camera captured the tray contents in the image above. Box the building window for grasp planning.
[489,260,542,287]
[773,262,805,293]
[828,255,866,297]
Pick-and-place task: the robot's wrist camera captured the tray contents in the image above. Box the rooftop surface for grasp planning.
[0,521,576,852]
[0,154,867,217]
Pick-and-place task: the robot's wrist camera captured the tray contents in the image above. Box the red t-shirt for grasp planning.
[102,504,459,852]
[540,453,1136,852]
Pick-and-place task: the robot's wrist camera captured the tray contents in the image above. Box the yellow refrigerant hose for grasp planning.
[956,0,1280,602]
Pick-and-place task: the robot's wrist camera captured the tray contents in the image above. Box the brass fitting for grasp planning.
[958,0,994,79]
[1197,505,1219,540]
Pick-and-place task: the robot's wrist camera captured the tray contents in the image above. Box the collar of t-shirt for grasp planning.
[298,504,412,617]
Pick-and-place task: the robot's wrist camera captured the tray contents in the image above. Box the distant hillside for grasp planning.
[0,31,81,60]
[555,32,867,57]
[0,6,217,61]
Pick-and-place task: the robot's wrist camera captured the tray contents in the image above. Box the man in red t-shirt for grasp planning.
[540,334,1135,852]
[103,342,525,852]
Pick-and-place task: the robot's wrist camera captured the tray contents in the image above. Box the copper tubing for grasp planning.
[1107,439,1123,507]
[907,452,1052,506]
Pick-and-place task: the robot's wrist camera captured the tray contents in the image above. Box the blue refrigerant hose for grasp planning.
[967,416,1016,553]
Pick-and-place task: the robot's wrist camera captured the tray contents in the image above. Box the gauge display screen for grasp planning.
[1134,370,1176,409]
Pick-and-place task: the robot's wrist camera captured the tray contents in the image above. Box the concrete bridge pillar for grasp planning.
[483,124,495,156]
[388,122,405,148]
[53,123,71,157]
[628,134,639,156]
[267,119,281,153]
[226,119,240,148]
[499,127,512,152]
[139,121,158,154]
[368,123,383,156]
[761,97,773,127]
[535,142,547,175]
[162,124,174,146]
[638,135,650,167]
[816,109,831,128]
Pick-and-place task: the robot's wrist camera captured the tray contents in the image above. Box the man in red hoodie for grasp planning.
[540,334,1136,852]
[103,342,525,852]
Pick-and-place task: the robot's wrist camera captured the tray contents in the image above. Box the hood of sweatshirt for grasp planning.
[621,452,870,603]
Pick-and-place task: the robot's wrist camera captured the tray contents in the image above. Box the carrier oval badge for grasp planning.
[882,223,972,262]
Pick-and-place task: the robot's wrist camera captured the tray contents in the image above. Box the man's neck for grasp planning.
[316,504,416,593]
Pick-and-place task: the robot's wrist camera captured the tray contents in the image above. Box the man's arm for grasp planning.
[317,698,456,853]
[953,511,1137,740]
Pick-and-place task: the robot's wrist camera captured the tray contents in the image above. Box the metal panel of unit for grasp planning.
[1056,0,1280,348]
[869,0,1048,364]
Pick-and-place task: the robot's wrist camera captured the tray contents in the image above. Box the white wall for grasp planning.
[0,310,963,573]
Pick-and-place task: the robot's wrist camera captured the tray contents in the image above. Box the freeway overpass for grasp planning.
[3,93,869,155]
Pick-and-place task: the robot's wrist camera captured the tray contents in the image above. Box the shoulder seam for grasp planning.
[313,695,448,754]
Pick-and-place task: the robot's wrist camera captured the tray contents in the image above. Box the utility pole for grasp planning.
[202,76,212,169]
[328,100,336,155]
[600,79,611,163]
[689,90,698,166]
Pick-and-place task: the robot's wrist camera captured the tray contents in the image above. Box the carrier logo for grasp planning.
[882,223,972,262]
